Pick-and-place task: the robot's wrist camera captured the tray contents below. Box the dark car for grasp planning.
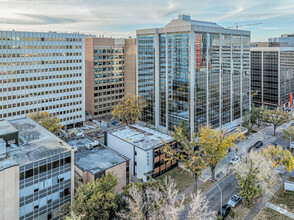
[252,141,263,149]
[217,204,231,219]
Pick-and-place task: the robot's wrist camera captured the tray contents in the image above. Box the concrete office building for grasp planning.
[106,124,177,182]
[251,44,294,108]
[85,37,136,118]
[269,34,294,47]
[69,136,130,193]
[136,14,251,134]
[0,117,74,220]
[0,31,85,127]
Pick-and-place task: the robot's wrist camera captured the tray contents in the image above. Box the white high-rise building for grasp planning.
[0,31,85,126]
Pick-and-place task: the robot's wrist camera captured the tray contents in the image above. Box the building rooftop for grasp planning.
[0,119,18,136]
[74,145,128,174]
[66,136,96,150]
[0,117,71,171]
[108,124,173,151]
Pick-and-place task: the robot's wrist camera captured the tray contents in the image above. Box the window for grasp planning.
[25,169,33,179]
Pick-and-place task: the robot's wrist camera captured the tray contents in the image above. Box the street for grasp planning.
[180,121,294,220]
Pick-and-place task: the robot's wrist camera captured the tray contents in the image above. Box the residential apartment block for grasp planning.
[0,117,74,220]
[136,15,251,134]
[0,31,85,126]
[106,124,177,182]
[69,136,130,193]
[251,44,294,108]
[85,37,136,118]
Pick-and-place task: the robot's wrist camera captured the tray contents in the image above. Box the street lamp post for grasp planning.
[210,178,222,215]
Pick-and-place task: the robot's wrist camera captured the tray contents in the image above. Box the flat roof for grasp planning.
[66,136,95,150]
[108,124,173,151]
[75,145,128,175]
[0,119,18,136]
[0,117,71,171]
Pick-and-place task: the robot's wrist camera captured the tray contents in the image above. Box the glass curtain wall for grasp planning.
[195,33,208,129]
[221,35,231,125]
[251,51,262,104]
[167,33,190,130]
[159,34,166,127]
[232,36,241,120]
[208,34,220,128]
[137,35,155,125]
[280,51,294,106]
[242,36,250,114]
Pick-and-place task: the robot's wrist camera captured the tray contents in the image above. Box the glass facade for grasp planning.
[167,33,190,130]
[251,51,262,104]
[280,51,294,105]
[137,29,250,132]
[137,35,155,125]
[19,152,72,220]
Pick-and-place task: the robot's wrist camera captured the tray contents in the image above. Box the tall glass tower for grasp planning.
[136,15,251,134]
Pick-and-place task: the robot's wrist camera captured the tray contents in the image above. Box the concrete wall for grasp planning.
[107,133,134,174]
[135,147,152,181]
[85,38,95,117]
[125,39,136,95]
[106,161,128,193]
[0,166,19,220]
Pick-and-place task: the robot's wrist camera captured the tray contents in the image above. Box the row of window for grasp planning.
[0,36,82,42]
[0,45,82,50]
[94,49,124,54]
[0,52,82,59]
[94,72,124,78]
[20,157,71,180]
[95,78,124,84]
[0,68,82,75]
[0,85,82,93]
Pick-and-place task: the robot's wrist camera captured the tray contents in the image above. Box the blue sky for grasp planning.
[0,0,294,41]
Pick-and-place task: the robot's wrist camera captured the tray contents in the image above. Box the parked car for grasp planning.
[248,146,254,153]
[252,141,263,149]
[217,204,231,219]
[228,194,242,208]
[229,156,240,166]
[112,121,119,126]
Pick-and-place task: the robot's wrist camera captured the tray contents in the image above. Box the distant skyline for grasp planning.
[1,0,294,41]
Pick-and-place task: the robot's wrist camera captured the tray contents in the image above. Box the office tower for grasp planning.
[269,33,294,47]
[0,31,85,127]
[0,117,74,220]
[85,37,136,118]
[106,124,176,181]
[136,15,251,134]
[251,44,294,108]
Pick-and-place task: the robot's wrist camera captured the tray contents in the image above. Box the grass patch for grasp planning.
[270,178,294,213]
[230,206,250,220]
[254,207,292,220]
[157,167,195,193]
[198,179,214,193]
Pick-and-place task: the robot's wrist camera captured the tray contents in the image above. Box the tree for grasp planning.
[70,173,123,220]
[282,126,294,144]
[29,111,62,134]
[250,104,264,128]
[233,151,278,207]
[198,126,244,180]
[118,177,215,220]
[263,108,292,136]
[111,94,146,125]
[241,112,251,132]
[262,145,294,172]
[163,124,206,192]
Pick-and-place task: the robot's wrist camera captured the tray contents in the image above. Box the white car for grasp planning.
[228,194,242,208]
[229,156,240,165]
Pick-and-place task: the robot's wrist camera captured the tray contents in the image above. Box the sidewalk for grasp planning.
[265,202,294,219]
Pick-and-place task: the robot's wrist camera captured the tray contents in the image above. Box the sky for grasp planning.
[1,0,294,41]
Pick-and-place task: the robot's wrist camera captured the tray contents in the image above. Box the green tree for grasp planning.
[112,94,147,125]
[241,112,251,132]
[234,151,278,207]
[198,126,244,180]
[263,108,292,136]
[250,104,264,128]
[29,111,62,134]
[163,125,206,192]
[70,173,123,220]
[262,145,294,172]
[282,126,294,144]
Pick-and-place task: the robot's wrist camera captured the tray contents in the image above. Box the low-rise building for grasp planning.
[67,136,130,193]
[0,117,74,220]
[106,124,177,181]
